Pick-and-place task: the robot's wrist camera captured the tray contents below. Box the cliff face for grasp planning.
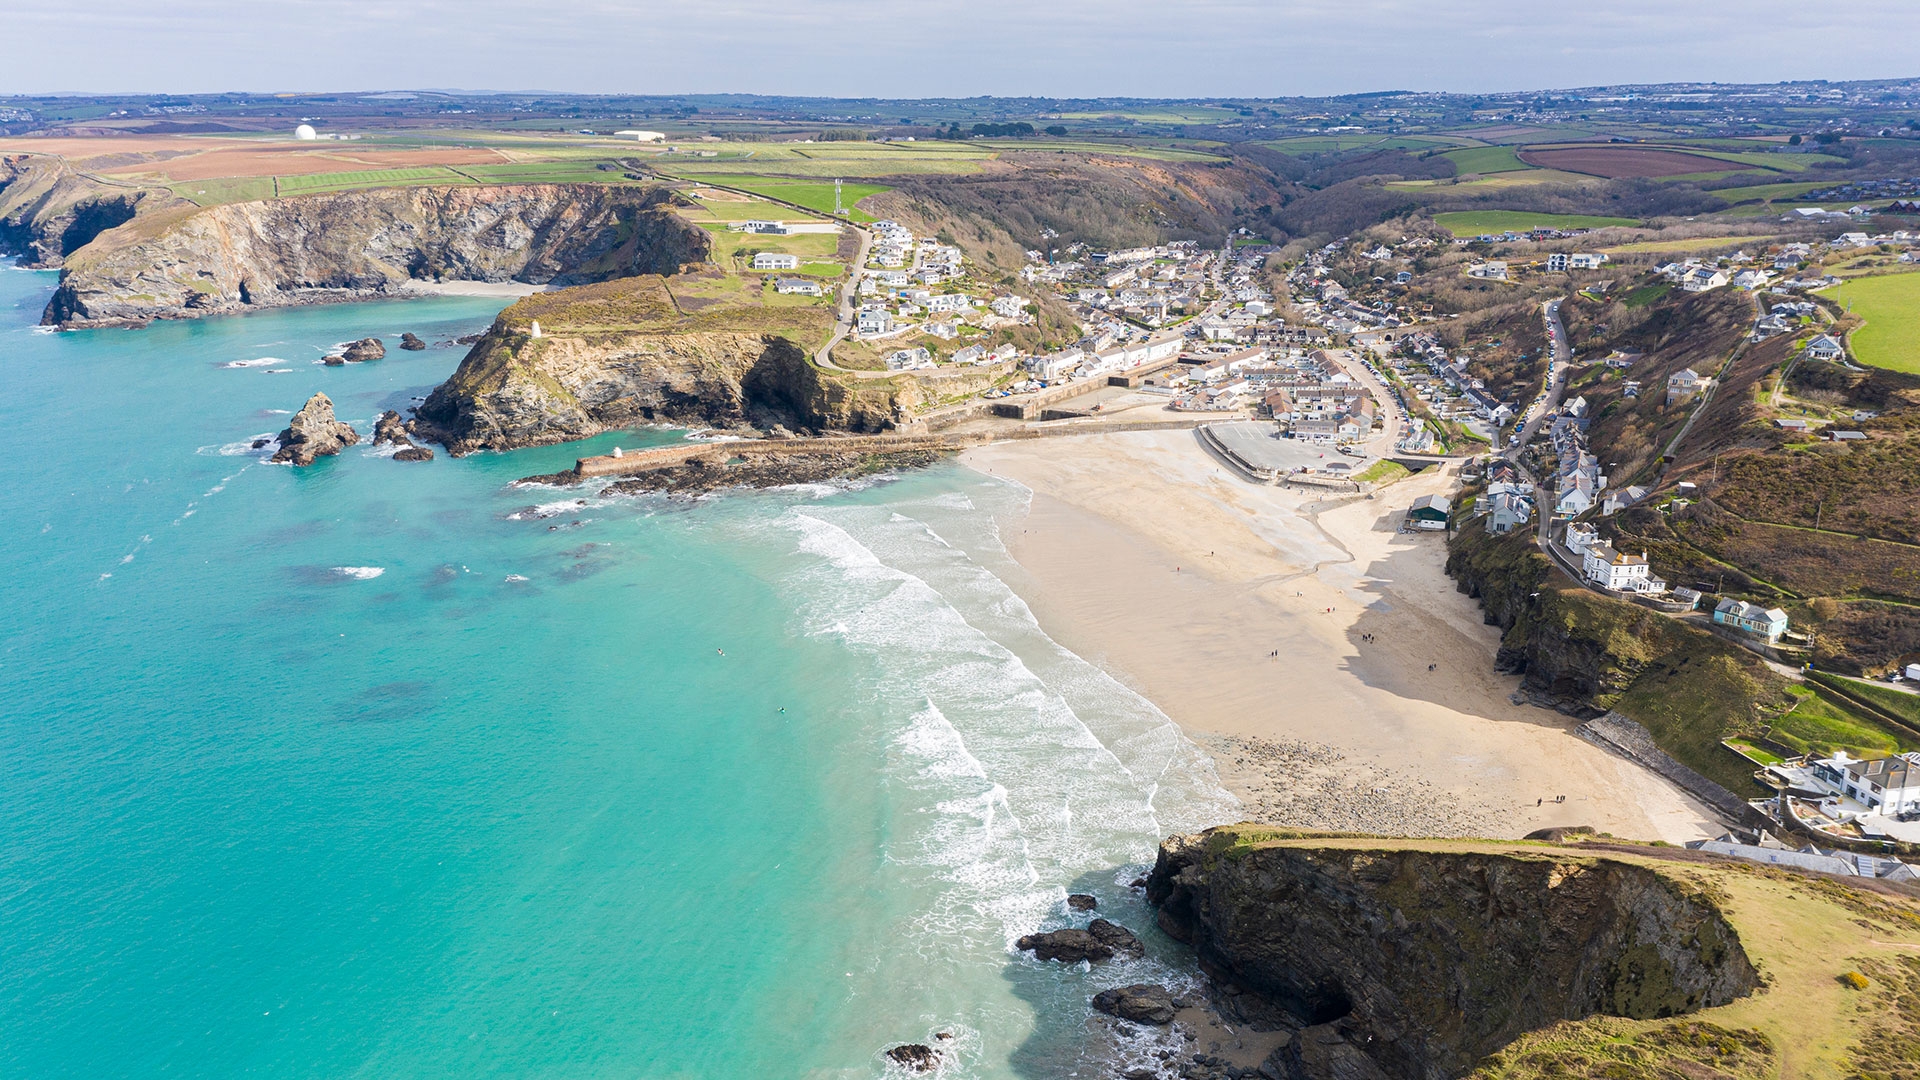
[0,155,159,268]
[38,183,708,327]
[414,322,930,454]
[1148,829,1760,1080]
[415,275,1012,454]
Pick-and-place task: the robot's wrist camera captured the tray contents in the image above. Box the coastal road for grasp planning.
[1319,347,1405,457]
[1505,298,1571,463]
[654,169,879,376]
[813,224,875,375]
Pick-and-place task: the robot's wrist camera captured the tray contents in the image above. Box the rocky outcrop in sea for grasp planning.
[1015,918,1144,963]
[372,410,433,461]
[398,333,426,351]
[272,393,360,466]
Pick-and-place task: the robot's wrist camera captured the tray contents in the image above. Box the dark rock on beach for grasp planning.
[271,392,359,466]
[341,337,385,363]
[884,1044,940,1072]
[1015,919,1144,963]
[398,332,427,351]
[1268,1024,1390,1080]
[1091,984,1178,1025]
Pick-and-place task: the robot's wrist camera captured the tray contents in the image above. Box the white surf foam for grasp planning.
[782,507,1214,954]
[220,357,284,369]
[331,566,385,580]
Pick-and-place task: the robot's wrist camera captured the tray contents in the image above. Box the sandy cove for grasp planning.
[962,429,1721,844]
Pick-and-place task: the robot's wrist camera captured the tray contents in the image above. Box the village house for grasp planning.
[1713,598,1789,642]
[1808,752,1920,819]
[775,277,823,296]
[1406,494,1451,530]
[1666,368,1707,405]
[989,295,1029,319]
[1582,542,1655,592]
[1486,489,1533,534]
[1803,334,1845,361]
[884,347,934,372]
[855,307,895,336]
[1682,266,1730,292]
[751,253,800,271]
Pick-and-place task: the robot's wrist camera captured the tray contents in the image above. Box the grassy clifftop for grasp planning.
[1157,826,1920,1080]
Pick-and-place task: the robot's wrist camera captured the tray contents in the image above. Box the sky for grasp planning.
[6,0,1916,99]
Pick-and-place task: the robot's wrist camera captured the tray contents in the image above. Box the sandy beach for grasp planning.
[962,429,1721,844]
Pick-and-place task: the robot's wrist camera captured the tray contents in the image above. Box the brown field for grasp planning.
[1516,145,1752,179]
[0,135,513,180]
[101,146,513,181]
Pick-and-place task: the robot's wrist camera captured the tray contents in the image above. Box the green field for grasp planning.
[1707,180,1832,204]
[274,167,473,195]
[1827,272,1920,374]
[1431,210,1637,237]
[677,175,891,221]
[1768,685,1912,758]
[1441,145,1531,175]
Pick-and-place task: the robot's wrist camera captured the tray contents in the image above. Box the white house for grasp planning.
[775,278,823,296]
[1583,542,1652,592]
[1667,368,1706,405]
[855,308,894,336]
[1804,334,1845,361]
[1808,752,1920,818]
[990,295,1029,318]
[751,253,800,271]
[884,347,934,371]
[614,130,667,142]
[1564,522,1599,555]
[1570,252,1608,270]
[1682,267,1730,293]
[926,293,973,314]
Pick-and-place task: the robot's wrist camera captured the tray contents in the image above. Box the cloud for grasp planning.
[3,0,1914,97]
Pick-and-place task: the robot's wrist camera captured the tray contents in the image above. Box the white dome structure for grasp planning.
[293,124,318,141]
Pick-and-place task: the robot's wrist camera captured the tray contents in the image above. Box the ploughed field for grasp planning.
[1516,144,1754,178]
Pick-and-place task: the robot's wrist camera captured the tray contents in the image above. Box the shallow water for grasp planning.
[0,268,1236,1078]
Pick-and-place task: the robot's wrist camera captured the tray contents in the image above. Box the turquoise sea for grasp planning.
[0,266,1236,1079]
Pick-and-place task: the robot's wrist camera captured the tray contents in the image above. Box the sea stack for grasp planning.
[398,333,427,351]
[341,337,386,363]
[272,393,360,465]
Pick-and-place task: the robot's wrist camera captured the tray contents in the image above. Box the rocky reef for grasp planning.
[272,393,360,466]
[34,182,709,328]
[594,448,940,495]
[1146,828,1760,1080]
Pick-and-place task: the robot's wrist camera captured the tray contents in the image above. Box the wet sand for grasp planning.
[962,429,1721,844]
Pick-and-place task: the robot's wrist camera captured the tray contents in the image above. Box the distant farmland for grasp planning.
[1516,145,1754,179]
[1432,210,1638,237]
